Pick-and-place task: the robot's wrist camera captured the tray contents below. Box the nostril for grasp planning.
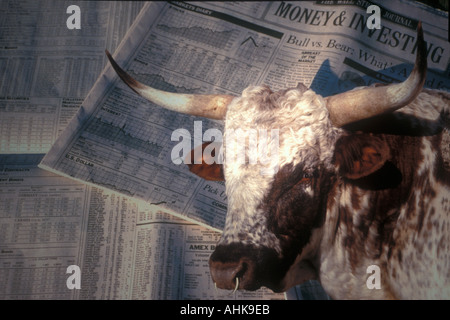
[209,243,272,291]
[210,257,256,291]
[235,261,248,282]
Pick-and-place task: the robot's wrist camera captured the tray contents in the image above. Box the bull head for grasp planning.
[106,23,426,293]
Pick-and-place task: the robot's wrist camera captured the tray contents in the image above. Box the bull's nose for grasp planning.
[209,258,250,290]
[209,243,285,291]
[209,243,269,291]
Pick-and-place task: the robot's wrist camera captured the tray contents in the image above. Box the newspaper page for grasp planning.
[0,0,284,300]
[0,154,89,299]
[0,154,283,299]
[79,188,282,300]
[39,1,449,234]
[0,0,145,154]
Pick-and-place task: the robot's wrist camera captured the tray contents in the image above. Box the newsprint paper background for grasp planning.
[1,1,448,300]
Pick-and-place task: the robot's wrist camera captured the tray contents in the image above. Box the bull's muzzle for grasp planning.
[209,243,284,292]
[209,258,250,291]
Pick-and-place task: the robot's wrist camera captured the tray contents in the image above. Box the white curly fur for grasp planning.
[219,85,342,250]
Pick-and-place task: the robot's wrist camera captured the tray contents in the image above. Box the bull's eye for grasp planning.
[278,233,290,242]
[290,171,315,189]
[299,172,312,184]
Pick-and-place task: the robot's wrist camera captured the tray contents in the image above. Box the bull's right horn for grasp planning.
[325,21,427,127]
[105,50,235,120]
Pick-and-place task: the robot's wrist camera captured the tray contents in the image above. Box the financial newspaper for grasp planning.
[1,1,448,300]
[0,154,279,299]
[40,1,449,230]
[0,0,145,154]
[0,0,284,299]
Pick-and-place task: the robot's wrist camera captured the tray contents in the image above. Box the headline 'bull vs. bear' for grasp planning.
[106,22,449,299]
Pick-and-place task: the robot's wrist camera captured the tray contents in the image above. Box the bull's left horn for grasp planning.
[105,50,234,120]
[325,21,427,127]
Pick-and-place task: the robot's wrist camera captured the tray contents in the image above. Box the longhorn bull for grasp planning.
[106,23,449,299]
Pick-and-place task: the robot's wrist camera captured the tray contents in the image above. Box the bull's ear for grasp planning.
[334,134,390,179]
[186,142,224,181]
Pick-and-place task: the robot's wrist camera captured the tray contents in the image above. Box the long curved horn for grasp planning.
[105,50,234,120]
[326,22,427,127]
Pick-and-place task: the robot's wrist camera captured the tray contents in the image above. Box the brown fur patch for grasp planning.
[334,131,429,269]
[262,163,334,256]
